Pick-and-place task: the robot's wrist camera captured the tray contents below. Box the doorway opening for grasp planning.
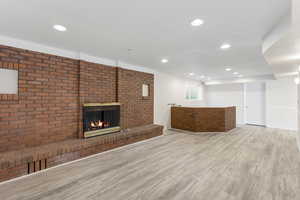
[244,82,266,126]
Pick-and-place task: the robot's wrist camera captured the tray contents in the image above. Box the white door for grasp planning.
[245,82,266,126]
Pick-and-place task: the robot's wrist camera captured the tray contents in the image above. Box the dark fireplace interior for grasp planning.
[83,105,120,135]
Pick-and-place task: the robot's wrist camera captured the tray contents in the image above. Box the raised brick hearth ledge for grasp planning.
[0,124,163,182]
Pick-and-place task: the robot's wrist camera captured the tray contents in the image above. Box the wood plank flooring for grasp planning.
[1,126,300,200]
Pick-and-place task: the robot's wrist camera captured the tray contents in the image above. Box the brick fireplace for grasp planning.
[83,103,121,138]
[0,45,163,182]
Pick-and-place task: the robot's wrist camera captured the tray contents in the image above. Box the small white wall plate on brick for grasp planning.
[0,69,18,94]
[142,84,149,97]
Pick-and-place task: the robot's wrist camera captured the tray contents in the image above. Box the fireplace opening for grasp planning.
[83,103,120,138]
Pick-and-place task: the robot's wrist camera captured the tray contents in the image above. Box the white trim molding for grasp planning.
[117,61,156,74]
[79,53,117,67]
[0,34,156,75]
[0,35,79,59]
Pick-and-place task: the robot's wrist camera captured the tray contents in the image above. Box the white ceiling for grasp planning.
[263,0,300,78]
[0,0,290,81]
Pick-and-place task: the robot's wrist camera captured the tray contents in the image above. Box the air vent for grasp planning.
[27,159,47,174]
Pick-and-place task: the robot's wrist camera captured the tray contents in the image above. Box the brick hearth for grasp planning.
[0,125,163,182]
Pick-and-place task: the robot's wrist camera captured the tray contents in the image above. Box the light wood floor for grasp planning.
[1,126,300,200]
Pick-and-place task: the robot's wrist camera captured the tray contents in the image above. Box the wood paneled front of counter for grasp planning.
[171,107,236,132]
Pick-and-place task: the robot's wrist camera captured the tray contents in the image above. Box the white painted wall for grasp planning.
[154,72,205,129]
[205,78,298,130]
[205,84,245,125]
[265,77,298,130]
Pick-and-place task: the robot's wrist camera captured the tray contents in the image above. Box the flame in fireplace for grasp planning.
[90,120,109,129]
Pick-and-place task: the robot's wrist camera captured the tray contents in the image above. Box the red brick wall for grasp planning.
[78,61,117,138]
[79,61,117,104]
[171,106,236,132]
[117,68,154,129]
[0,45,155,152]
[0,45,79,152]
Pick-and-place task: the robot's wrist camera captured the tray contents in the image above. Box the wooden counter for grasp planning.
[171,106,236,132]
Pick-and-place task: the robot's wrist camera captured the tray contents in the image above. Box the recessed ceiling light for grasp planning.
[190,19,204,27]
[161,59,168,63]
[220,43,231,50]
[233,72,239,75]
[189,73,195,76]
[53,24,67,32]
[225,68,232,71]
